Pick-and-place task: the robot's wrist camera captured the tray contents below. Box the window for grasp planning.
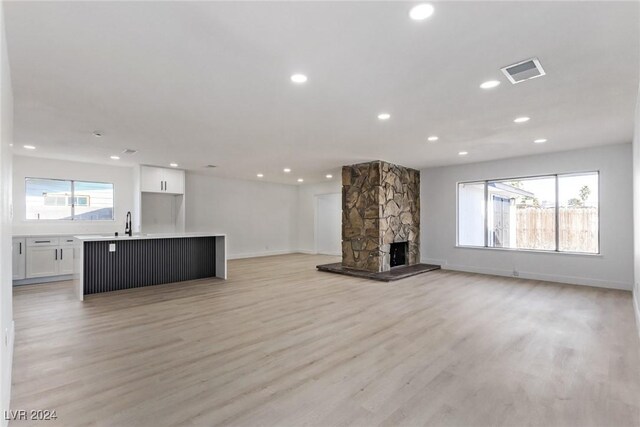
[558,173,599,253]
[72,181,113,220]
[25,178,114,221]
[488,176,556,251]
[457,172,599,254]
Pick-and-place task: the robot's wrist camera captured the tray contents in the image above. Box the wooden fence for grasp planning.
[515,207,598,253]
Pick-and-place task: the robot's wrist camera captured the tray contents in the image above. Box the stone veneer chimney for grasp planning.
[342,160,420,273]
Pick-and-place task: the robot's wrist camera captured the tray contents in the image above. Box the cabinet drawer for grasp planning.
[27,237,59,247]
[59,236,76,246]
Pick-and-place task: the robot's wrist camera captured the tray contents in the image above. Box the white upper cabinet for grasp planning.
[140,166,184,194]
[163,168,185,194]
[140,166,164,193]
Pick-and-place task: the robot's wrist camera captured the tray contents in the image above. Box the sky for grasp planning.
[25,178,112,197]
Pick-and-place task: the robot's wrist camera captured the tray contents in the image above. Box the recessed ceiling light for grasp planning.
[297,178,304,183]
[514,116,530,123]
[169,163,178,167]
[409,3,434,20]
[92,131,103,137]
[23,145,36,150]
[283,168,291,173]
[480,80,501,89]
[427,136,439,142]
[326,174,333,179]
[458,151,468,156]
[534,138,548,144]
[110,155,120,160]
[290,74,307,84]
[257,173,264,178]
[378,113,391,120]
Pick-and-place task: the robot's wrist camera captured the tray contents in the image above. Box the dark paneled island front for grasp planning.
[73,233,226,300]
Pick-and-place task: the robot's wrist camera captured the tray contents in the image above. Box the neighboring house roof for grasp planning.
[63,208,113,220]
[488,182,535,198]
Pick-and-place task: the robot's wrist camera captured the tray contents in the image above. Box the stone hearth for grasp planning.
[316,262,440,282]
[341,160,420,273]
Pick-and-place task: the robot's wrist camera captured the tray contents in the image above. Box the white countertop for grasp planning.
[14,233,78,237]
[74,232,226,242]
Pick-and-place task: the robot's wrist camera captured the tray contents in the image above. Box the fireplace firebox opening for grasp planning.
[390,242,408,268]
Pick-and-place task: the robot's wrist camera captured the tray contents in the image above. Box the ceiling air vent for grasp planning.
[121,148,138,155]
[501,57,545,84]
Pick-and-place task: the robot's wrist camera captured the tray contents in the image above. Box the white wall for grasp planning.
[297,180,341,254]
[632,80,640,334]
[185,173,298,259]
[0,4,14,424]
[12,156,135,236]
[422,143,634,290]
[141,193,182,234]
[315,193,341,255]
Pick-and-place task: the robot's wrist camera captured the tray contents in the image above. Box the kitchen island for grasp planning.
[73,233,226,300]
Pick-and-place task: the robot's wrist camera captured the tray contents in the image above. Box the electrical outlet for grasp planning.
[109,243,116,252]
[513,269,519,277]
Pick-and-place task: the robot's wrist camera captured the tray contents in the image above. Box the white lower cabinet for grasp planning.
[26,246,59,278]
[12,238,26,280]
[16,236,75,282]
[58,246,74,275]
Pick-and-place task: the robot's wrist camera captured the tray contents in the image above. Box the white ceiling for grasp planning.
[4,1,639,184]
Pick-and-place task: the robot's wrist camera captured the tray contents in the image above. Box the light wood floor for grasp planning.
[11,254,640,427]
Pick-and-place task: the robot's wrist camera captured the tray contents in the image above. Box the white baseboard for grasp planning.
[292,249,341,256]
[297,249,316,255]
[227,249,297,260]
[422,258,447,266]
[228,250,340,260]
[634,294,640,343]
[229,250,342,260]
[13,275,73,286]
[424,259,632,291]
[2,320,15,427]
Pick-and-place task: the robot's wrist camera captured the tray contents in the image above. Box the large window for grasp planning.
[457,172,599,254]
[26,178,114,221]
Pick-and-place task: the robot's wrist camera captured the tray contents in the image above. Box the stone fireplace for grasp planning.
[342,160,420,273]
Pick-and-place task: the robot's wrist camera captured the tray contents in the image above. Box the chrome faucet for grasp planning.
[125,211,132,236]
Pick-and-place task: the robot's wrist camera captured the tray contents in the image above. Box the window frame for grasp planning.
[456,171,600,255]
[25,177,115,222]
